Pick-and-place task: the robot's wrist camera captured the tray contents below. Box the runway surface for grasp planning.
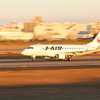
[0,57,100,70]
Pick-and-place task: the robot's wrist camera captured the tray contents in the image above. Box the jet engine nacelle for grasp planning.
[55,54,66,60]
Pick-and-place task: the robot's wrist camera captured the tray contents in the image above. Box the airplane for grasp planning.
[21,32,100,61]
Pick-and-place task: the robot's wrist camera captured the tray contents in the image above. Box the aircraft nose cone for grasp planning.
[21,51,24,55]
[21,50,31,56]
[21,50,26,55]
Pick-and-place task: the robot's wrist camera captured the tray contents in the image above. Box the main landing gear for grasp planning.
[67,57,72,61]
[67,55,73,61]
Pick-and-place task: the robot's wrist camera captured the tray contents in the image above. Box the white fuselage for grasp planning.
[21,44,97,57]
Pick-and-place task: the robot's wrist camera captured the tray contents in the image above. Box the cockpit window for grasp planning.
[27,47,33,49]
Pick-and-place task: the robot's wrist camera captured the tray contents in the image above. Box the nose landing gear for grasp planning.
[32,56,36,61]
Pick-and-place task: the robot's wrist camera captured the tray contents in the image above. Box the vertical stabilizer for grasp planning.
[87,32,100,46]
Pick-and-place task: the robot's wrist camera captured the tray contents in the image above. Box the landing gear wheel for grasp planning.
[32,58,35,61]
[68,58,72,61]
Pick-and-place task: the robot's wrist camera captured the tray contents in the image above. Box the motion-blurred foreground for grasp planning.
[0,64,100,100]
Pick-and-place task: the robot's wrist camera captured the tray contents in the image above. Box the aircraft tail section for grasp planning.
[87,32,100,46]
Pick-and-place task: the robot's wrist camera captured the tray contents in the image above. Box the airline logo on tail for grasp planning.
[97,36,100,43]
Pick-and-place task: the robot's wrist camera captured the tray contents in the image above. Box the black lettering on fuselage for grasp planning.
[50,46,54,50]
[58,46,63,50]
[45,46,49,50]
[45,46,63,50]
[55,46,58,50]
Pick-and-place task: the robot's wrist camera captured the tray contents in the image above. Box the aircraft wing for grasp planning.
[56,49,100,56]
[56,51,84,56]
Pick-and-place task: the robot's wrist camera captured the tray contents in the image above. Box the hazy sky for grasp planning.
[0,0,100,24]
